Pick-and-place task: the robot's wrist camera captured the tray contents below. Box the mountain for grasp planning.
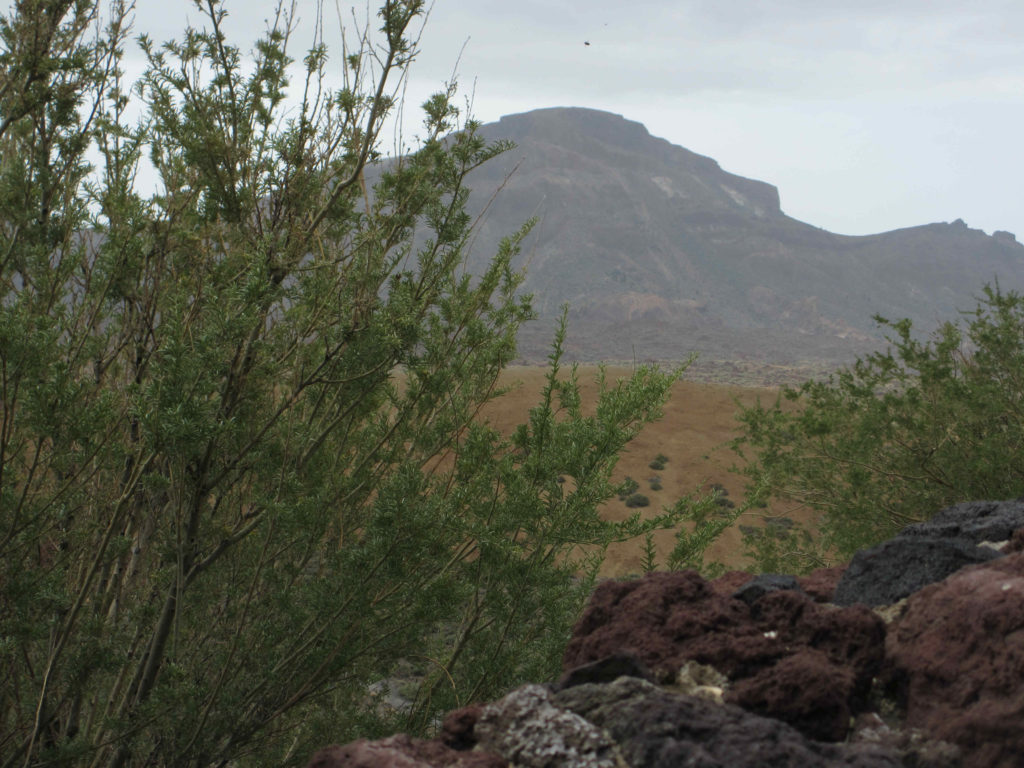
[450,107,1024,368]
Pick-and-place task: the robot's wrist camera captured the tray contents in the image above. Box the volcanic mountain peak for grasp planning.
[448,107,1024,367]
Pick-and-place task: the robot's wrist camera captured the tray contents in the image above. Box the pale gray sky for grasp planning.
[128,1,1024,238]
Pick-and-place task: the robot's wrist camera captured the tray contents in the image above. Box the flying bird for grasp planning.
[584,40,590,46]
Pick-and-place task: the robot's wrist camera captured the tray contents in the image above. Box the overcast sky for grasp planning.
[129,1,1024,238]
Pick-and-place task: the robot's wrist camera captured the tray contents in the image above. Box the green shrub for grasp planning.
[618,476,640,499]
[625,493,651,508]
[0,2,696,763]
[735,284,1024,569]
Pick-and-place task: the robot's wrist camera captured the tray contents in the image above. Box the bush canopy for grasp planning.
[735,284,1024,570]
[0,2,689,765]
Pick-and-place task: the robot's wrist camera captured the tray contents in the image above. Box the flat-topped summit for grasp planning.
[454,107,1024,365]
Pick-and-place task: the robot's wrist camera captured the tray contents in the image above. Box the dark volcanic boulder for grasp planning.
[900,498,1024,544]
[885,550,1024,768]
[553,676,903,768]
[833,499,1024,607]
[850,714,962,768]
[833,537,1001,607]
[563,571,885,740]
[731,573,804,606]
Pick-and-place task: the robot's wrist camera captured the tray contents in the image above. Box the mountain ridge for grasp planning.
[448,107,1024,366]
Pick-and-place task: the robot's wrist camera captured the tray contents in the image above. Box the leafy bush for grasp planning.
[0,2,692,764]
[625,493,651,508]
[618,476,640,499]
[734,284,1024,569]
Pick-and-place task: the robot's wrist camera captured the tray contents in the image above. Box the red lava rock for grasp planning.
[563,570,885,741]
[307,734,507,767]
[726,648,855,742]
[709,569,754,596]
[565,571,741,682]
[798,565,846,602]
[885,550,1024,768]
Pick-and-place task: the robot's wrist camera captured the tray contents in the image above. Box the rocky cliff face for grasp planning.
[440,107,1024,366]
[309,500,1024,767]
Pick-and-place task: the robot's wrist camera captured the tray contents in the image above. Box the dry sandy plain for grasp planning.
[478,365,805,577]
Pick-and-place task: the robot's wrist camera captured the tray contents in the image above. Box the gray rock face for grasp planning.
[474,684,625,768]
[553,676,902,768]
[900,499,1024,544]
[833,499,1024,607]
[834,537,1001,607]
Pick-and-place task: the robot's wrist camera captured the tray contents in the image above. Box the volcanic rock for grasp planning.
[709,569,754,595]
[563,570,884,740]
[1008,526,1024,553]
[900,499,1024,544]
[835,499,1024,607]
[473,684,625,768]
[798,565,846,602]
[884,550,1024,768]
[553,676,903,768]
[554,651,655,690]
[850,714,962,768]
[731,572,804,606]
[726,648,856,741]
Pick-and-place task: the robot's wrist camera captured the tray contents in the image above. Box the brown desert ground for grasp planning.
[479,365,811,578]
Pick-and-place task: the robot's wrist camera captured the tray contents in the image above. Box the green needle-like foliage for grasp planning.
[0,2,696,765]
[734,283,1024,571]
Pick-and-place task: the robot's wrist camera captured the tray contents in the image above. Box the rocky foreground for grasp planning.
[308,500,1024,768]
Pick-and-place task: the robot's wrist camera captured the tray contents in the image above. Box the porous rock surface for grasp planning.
[472,684,625,768]
[885,550,1024,768]
[902,499,1024,544]
[797,565,846,602]
[562,569,884,740]
[834,536,1002,608]
[553,676,902,768]
[834,499,1024,607]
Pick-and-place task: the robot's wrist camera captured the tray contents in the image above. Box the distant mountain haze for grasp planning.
[439,107,1024,366]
